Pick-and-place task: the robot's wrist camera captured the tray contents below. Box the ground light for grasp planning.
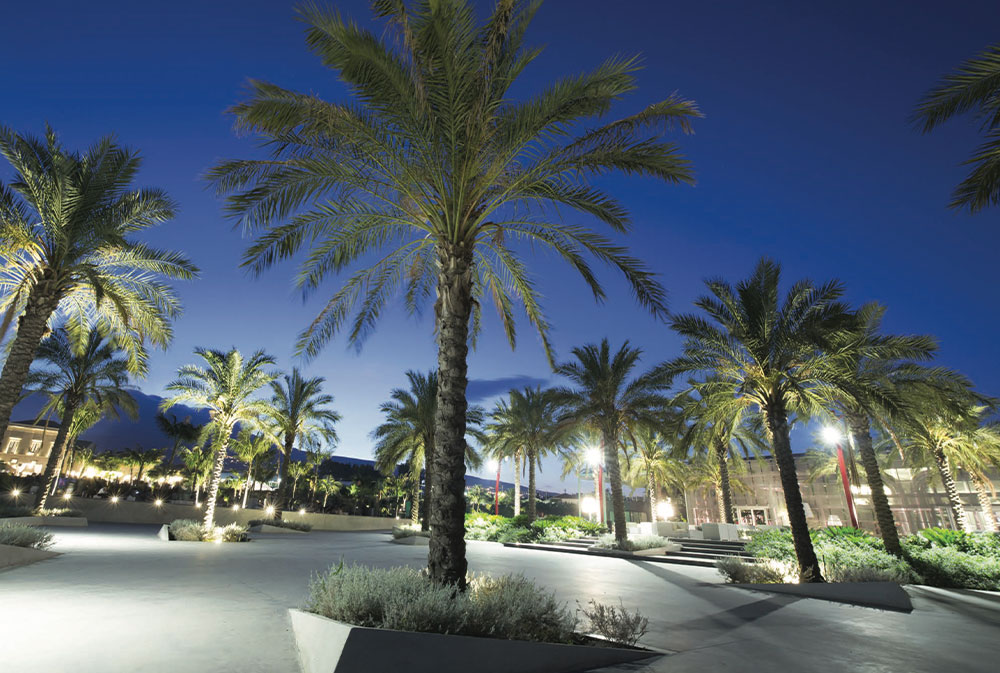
[154,499,163,507]
[581,496,599,520]
[110,496,119,503]
[656,500,674,520]
[232,504,240,511]
[265,505,275,516]
[299,508,306,515]
[10,489,20,498]
[63,493,72,500]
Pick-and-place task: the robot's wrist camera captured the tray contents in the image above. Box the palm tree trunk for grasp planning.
[241,458,253,509]
[846,412,903,555]
[421,433,434,531]
[932,446,971,531]
[410,461,421,525]
[714,479,727,522]
[972,475,997,532]
[764,401,823,583]
[527,450,537,521]
[602,430,629,544]
[647,471,658,522]
[35,404,77,510]
[275,437,293,519]
[0,291,60,444]
[428,243,472,588]
[202,436,229,529]
[513,452,522,516]
[715,438,735,524]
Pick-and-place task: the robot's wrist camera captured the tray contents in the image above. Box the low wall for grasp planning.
[67,498,398,531]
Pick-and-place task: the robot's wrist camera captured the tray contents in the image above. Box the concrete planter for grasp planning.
[2,516,88,527]
[0,543,60,571]
[390,534,429,546]
[289,609,660,673]
[249,524,307,534]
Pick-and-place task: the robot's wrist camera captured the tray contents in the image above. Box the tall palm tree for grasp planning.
[267,368,340,516]
[663,258,858,582]
[317,476,341,509]
[209,1,698,587]
[162,348,278,528]
[25,328,137,509]
[913,43,1000,212]
[181,445,214,506]
[622,425,686,523]
[372,370,484,529]
[232,429,272,508]
[484,386,570,521]
[155,413,203,470]
[553,339,671,545]
[0,125,197,445]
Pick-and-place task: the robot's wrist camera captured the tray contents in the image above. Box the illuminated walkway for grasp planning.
[1,524,997,672]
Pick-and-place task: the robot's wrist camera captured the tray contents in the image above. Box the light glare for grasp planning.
[820,426,842,445]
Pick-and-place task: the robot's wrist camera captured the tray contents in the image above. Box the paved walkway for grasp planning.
[1,524,998,672]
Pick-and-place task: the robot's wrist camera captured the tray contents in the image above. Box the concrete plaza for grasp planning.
[1,524,997,672]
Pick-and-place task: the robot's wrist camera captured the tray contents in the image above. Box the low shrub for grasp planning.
[0,522,54,550]
[168,519,248,543]
[744,529,797,563]
[905,528,1000,559]
[906,546,1000,591]
[820,546,917,583]
[593,534,670,552]
[532,515,602,542]
[715,557,788,584]
[35,508,84,518]
[578,599,648,647]
[306,564,577,644]
[464,513,510,541]
[248,518,312,532]
[0,504,34,518]
[391,525,430,539]
[496,526,533,543]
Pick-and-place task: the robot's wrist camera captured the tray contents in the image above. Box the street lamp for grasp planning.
[488,459,501,515]
[586,448,604,525]
[656,500,674,521]
[821,425,859,528]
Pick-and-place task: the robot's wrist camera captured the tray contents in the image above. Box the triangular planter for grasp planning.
[390,534,429,545]
[3,516,88,527]
[0,543,60,571]
[289,609,662,673]
[733,581,913,612]
[249,524,307,534]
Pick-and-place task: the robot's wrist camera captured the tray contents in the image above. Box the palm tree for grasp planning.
[553,339,671,545]
[372,370,484,529]
[0,125,197,445]
[663,258,858,582]
[317,476,341,510]
[124,446,163,484]
[155,413,203,470]
[485,386,570,521]
[267,368,340,516]
[913,43,1000,212]
[622,425,685,523]
[287,461,310,502]
[232,429,272,508]
[181,445,214,506]
[25,328,137,509]
[162,348,277,528]
[466,485,491,513]
[209,1,699,587]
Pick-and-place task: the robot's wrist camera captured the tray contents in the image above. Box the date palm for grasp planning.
[232,429,272,508]
[25,328,137,509]
[662,258,858,582]
[484,386,570,521]
[123,446,163,484]
[287,460,311,502]
[155,412,203,470]
[209,0,698,586]
[317,475,341,509]
[181,445,214,506]
[913,43,1000,211]
[267,368,340,515]
[553,339,671,545]
[622,425,686,523]
[0,125,197,445]
[162,348,278,528]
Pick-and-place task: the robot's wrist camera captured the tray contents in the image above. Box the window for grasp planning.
[5,437,21,453]
[28,439,42,455]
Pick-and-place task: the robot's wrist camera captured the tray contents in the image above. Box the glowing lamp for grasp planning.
[111,496,120,503]
[10,489,20,497]
[656,500,675,520]
[154,499,163,507]
[232,504,240,511]
[581,496,599,515]
[265,505,276,516]
[585,448,602,466]
[820,426,842,446]
[299,508,306,515]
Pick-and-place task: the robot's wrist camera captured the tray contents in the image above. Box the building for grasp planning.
[683,453,1000,534]
[0,419,92,476]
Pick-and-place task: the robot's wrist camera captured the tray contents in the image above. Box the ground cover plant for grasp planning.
[0,504,33,518]
[578,599,649,648]
[593,534,671,552]
[392,525,430,539]
[168,519,248,543]
[248,518,312,532]
[0,522,54,549]
[719,526,1000,589]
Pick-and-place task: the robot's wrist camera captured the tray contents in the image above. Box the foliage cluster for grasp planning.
[464,513,604,544]
[0,504,34,518]
[248,518,312,532]
[307,564,577,644]
[35,508,84,518]
[0,522,54,549]
[392,525,430,539]
[593,534,671,552]
[168,519,248,543]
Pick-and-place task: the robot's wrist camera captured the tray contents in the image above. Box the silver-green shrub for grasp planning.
[168,519,248,542]
[593,534,669,551]
[715,557,787,584]
[578,599,648,647]
[306,564,577,643]
[820,546,917,583]
[0,522,54,550]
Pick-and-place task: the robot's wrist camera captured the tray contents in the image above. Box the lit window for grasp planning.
[5,438,21,453]
[28,439,42,455]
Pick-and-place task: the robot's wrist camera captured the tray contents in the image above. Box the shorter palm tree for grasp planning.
[287,461,310,502]
[162,348,277,527]
[181,446,214,506]
[156,413,203,469]
[317,476,341,510]
[123,446,163,484]
[26,328,137,509]
[233,429,272,508]
[466,485,491,513]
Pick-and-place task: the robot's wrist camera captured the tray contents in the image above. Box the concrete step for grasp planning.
[669,549,754,561]
[501,542,718,568]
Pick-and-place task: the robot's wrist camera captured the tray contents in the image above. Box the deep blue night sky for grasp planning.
[3,1,999,491]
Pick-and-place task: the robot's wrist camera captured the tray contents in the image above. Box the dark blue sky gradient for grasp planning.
[3,1,999,490]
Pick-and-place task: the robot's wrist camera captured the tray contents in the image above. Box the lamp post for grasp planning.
[586,448,604,525]
[489,459,501,515]
[821,426,859,528]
